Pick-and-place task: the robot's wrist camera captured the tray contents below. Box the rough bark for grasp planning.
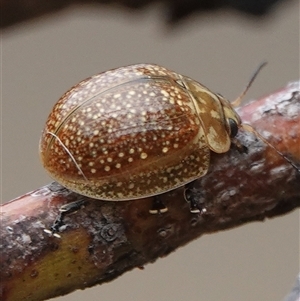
[1,81,299,301]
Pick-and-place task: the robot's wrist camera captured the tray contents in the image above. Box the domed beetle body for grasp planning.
[39,64,259,213]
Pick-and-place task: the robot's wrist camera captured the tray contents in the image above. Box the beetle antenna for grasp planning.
[231,62,267,108]
[46,132,89,182]
[241,124,300,173]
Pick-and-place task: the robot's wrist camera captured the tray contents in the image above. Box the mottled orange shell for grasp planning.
[39,64,240,200]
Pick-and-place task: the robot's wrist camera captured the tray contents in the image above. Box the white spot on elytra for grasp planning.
[162,147,169,153]
[161,90,169,97]
[141,153,148,159]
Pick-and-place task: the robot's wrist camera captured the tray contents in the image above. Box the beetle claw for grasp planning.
[189,201,201,214]
[184,181,205,214]
[149,197,168,214]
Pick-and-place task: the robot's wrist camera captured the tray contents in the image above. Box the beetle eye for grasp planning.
[228,118,239,138]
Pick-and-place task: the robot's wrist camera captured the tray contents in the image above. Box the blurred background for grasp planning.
[2,1,299,300]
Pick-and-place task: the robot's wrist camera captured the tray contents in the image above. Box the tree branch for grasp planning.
[1,81,299,301]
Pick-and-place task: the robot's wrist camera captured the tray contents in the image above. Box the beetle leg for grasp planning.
[149,196,168,214]
[231,137,248,154]
[49,212,65,234]
[58,199,86,214]
[45,199,86,236]
[184,181,205,213]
